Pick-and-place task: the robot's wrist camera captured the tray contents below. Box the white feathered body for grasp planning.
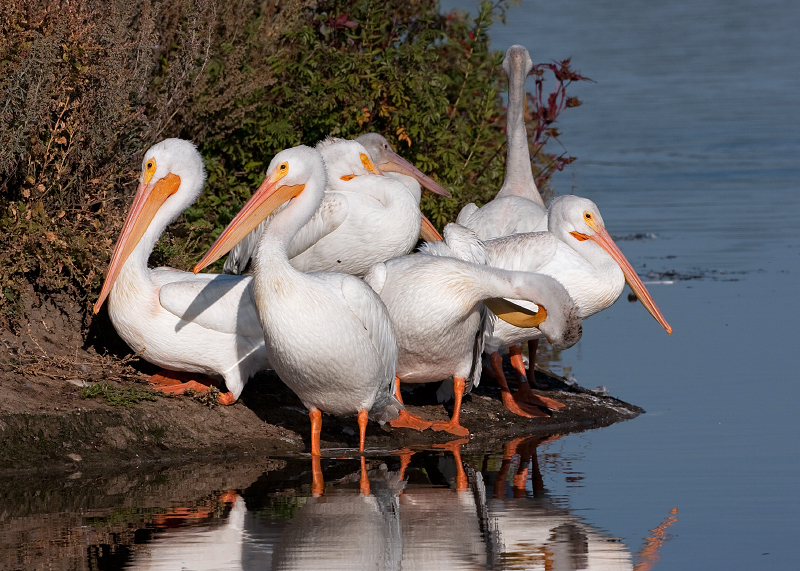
[254,261,398,418]
[365,256,490,388]
[457,196,547,240]
[102,139,269,400]
[364,253,580,392]
[287,182,421,277]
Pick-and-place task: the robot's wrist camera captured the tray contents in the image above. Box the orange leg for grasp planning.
[508,345,527,377]
[359,456,371,496]
[309,409,322,456]
[358,409,368,452]
[389,378,432,430]
[433,438,470,492]
[430,377,470,437]
[311,454,324,497]
[149,370,236,405]
[490,353,549,418]
[512,342,565,410]
[528,339,546,388]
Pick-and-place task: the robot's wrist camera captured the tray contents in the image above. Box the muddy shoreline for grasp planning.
[0,359,642,477]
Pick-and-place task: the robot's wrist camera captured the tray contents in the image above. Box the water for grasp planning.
[475,0,800,568]
[4,0,800,568]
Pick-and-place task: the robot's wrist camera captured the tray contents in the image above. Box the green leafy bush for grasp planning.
[0,0,584,333]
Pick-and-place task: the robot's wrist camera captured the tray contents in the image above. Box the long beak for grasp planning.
[379,153,451,197]
[93,173,181,314]
[484,298,547,328]
[193,177,305,273]
[420,214,443,242]
[585,227,673,334]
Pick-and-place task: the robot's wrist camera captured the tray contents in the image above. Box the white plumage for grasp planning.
[456,45,548,239]
[195,145,401,454]
[223,137,449,276]
[93,138,269,404]
[364,240,581,436]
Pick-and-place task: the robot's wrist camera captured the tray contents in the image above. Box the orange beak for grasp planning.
[379,152,451,197]
[93,173,181,314]
[420,214,443,242]
[574,226,672,334]
[193,175,304,273]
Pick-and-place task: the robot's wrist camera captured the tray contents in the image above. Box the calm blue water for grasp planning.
[4,0,799,569]
[468,0,800,568]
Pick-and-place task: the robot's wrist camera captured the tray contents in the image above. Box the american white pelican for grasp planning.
[93,138,269,405]
[195,145,401,455]
[456,45,548,239]
[222,137,450,275]
[482,194,673,407]
[363,244,582,437]
[418,224,563,417]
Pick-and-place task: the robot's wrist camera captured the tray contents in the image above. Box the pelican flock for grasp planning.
[95,43,672,457]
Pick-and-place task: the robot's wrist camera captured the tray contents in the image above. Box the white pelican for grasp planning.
[418,224,563,417]
[456,45,548,239]
[481,194,673,407]
[363,244,582,437]
[222,137,450,275]
[93,138,269,405]
[195,145,401,455]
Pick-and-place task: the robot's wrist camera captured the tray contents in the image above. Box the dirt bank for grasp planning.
[0,359,641,476]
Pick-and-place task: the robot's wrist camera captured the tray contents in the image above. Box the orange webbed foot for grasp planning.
[501,390,550,418]
[514,383,565,410]
[149,370,237,404]
[390,410,433,431]
[430,419,470,437]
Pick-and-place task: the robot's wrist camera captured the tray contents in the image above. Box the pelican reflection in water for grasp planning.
[124,442,675,570]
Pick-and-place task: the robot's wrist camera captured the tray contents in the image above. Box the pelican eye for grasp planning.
[584,212,593,221]
[143,157,157,184]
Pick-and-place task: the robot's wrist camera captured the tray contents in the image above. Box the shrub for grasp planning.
[0,0,585,333]
[0,0,307,327]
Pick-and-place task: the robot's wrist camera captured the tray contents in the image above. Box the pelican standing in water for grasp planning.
[481,194,673,408]
[364,233,582,436]
[456,45,548,238]
[195,145,401,455]
[93,138,269,405]
[222,137,450,275]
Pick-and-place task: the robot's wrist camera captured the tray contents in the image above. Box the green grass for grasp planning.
[80,382,160,407]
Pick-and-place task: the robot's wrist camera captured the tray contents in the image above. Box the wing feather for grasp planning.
[157,273,263,339]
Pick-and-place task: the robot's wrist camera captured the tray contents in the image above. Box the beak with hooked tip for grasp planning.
[378,151,451,198]
[571,225,672,334]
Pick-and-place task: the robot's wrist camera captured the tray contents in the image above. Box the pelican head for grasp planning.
[356,133,451,197]
[93,138,205,314]
[550,195,673,334]
[195,145,326,272]
[502,44,534,79]
[316,137,383,182]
